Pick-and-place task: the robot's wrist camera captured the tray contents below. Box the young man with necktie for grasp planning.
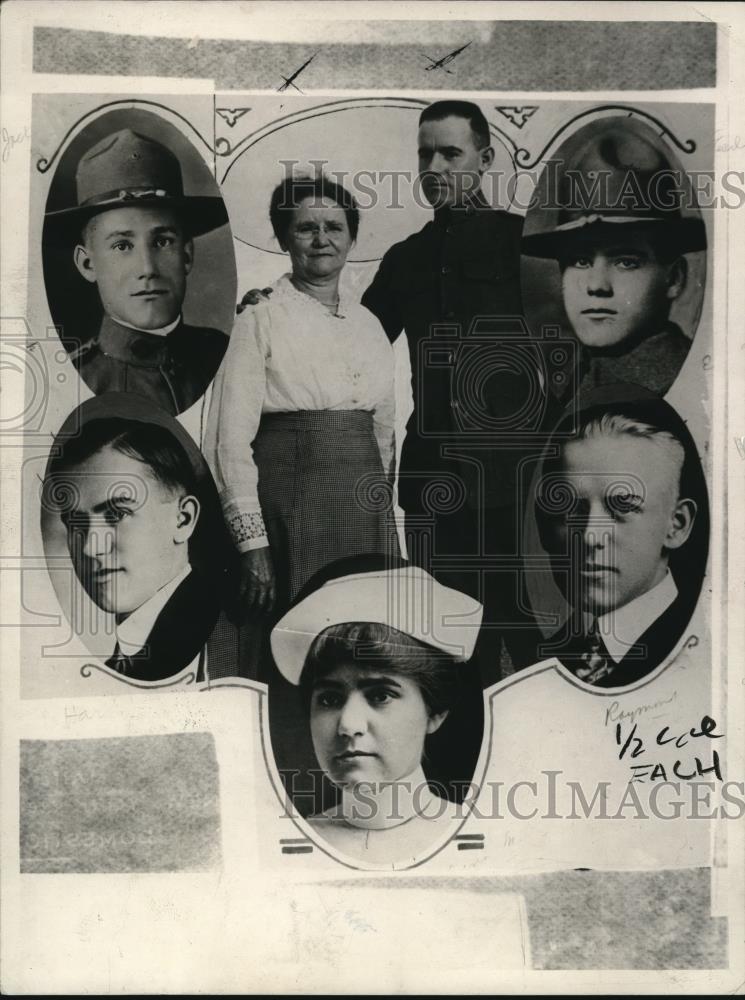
[534,394,706,687]
[45,404,224,683]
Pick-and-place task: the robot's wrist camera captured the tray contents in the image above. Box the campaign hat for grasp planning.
[522,118,706,259]
[45,128,228,238]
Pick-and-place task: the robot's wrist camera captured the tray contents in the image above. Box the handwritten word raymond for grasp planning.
[604,691,677,727]
[615,714,724,783]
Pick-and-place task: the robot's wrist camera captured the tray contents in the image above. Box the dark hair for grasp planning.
[299,621,461,717]
[419,100,491,151]
[43,415,238,582]
[41,414,237,588]
[269,174,360,248]
[47,417,199,499]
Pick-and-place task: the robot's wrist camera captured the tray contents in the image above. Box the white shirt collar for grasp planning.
[109,313,182,337]
[115,565,192,655]
[587,571,678,664]
[336,766,439,830]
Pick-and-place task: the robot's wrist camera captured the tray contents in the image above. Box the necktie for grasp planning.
[574,620,615,684]
[105,643,138,677]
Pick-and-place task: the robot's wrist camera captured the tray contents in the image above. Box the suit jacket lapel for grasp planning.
[109,571,220,683]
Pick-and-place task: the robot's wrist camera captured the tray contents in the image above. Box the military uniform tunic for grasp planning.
[361,195,534,513]
[72,314,228,415]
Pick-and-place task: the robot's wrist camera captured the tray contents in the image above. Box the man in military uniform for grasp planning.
[46,128,229,415]
[360,100,540,680]
[522,118,707,400]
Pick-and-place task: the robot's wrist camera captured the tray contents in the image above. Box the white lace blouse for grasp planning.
[203,274,396,552]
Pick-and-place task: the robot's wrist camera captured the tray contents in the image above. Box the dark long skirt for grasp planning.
[254,409,399,608]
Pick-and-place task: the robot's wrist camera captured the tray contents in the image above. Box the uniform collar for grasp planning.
[115,565,192,655]
[584,570,678,664]
[584,320,684,361]
[113,314,181,337]
[433,189,492,226]
[98,314,183,365]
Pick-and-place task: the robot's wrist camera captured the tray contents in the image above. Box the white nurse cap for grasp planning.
[271,562,484,686]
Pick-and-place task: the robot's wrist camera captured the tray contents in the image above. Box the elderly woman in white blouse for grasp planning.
[204,174,398,621]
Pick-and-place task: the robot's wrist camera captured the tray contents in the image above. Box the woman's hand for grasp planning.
[235,546,276,619]
[236,287,274,314]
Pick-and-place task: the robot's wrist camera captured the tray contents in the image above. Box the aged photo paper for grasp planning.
[1,0,744,993]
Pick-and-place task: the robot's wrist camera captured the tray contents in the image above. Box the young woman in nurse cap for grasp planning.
[271,554,483,866]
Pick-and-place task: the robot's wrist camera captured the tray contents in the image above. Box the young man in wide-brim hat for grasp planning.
[45,128,230,415]
[522,118,707,399]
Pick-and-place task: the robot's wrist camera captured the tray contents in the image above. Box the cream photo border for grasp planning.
[1,1,743,993]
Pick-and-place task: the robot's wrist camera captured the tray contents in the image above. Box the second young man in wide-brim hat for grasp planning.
[522,117,707,398]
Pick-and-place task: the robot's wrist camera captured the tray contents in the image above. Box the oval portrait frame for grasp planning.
[41,105,237,413]
[522,384,710,680]
[520,110,708,402]
[263,554,488,872]
[39,392,232,680]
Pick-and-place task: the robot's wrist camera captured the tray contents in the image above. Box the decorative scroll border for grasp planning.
[514,103,696,168]
[81,662,197,689]
[217,95,519,183]
[36,98,218,174]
